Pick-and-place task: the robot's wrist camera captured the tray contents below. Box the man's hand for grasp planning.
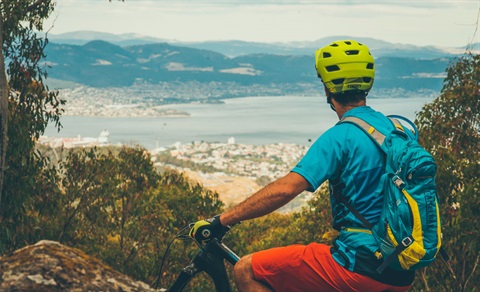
[189,215,230,244]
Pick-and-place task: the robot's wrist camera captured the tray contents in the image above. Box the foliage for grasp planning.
[25,145,224,289]
[291,184,335,244]
[155,171,225,289]
[414,53,480,291]
[0,0,64,254]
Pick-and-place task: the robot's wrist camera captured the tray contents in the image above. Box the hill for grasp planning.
[48,31,456,58]
[44,39,453,94]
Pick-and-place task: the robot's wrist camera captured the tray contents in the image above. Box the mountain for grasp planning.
[43,39,453,93]
[48,31,457,59]
[44,41,313,87]
[183,36,454,59]
[47,30,168,46]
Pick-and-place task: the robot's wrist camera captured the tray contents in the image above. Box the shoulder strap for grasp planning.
[333,115,404,230]
[340,116,405,148]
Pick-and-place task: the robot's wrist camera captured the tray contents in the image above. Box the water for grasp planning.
[44,96,433,149]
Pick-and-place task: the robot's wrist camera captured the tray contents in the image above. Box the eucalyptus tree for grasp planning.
[415,53,480,291]
[0,0,64,253]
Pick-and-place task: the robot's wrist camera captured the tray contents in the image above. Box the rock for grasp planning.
[0,240,156,291]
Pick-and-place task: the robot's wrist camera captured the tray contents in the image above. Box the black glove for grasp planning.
[189,215,230,245]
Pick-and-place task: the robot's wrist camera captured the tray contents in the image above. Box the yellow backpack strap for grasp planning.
[341,116,386,146]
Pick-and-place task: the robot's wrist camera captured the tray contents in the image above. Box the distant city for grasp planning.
[39,130,311,211]
[52,82,317,117]
[52,83,438,118]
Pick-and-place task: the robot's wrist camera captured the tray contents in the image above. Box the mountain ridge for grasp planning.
[47,30,463,58]
[44,38,452,93]
[43,32,462,98]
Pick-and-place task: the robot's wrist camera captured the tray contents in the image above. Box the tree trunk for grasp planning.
[0,15,9,210]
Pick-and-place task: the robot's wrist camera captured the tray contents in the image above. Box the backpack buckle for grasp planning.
[401,236,413,247]
[392,175,405,189]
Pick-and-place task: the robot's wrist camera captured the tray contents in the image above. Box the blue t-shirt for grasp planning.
[291,106,395,271]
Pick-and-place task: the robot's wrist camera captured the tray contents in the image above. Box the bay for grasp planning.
[44,96,433,150]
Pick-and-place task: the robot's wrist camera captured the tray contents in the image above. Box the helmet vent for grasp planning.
[344,41,352,45]
[366,63,374,69]
[326,65,340,72]
[363,77,372,83]
[323,52,332,58]
[332,78,345,85]
[345,50,359,55]
[331,43,339,47]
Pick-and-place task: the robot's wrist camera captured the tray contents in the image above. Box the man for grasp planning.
[190,40,414,291]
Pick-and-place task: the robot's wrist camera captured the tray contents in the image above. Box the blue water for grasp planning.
[44,96,433,149]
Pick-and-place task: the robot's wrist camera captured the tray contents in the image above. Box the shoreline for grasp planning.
[46,95,435,150]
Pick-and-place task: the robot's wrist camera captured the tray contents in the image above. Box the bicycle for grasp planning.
[157,224,240,292]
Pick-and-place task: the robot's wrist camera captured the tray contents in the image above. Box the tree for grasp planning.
[31,145,225,287]
[0,0,64,253]
[0,15,7,205]
[414,53,480,291]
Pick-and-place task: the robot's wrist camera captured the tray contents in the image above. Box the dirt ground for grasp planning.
[181,170,262,208]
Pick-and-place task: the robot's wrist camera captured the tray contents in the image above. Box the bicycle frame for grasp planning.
[168,238,240,292]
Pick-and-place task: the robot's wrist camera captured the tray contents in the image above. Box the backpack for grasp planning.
[334,114,447,273]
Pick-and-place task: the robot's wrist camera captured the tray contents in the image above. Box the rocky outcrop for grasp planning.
[0,240,156,291]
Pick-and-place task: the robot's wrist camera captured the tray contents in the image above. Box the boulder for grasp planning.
[0,240,156,291]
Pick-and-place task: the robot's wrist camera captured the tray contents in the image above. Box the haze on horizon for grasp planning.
[45,0,480,48]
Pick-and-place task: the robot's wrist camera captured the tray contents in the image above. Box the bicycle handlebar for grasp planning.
[168,238,240,292]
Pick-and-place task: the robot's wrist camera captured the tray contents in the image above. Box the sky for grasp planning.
[43,0,480,48]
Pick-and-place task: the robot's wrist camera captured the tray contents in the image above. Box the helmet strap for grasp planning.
[327,95,337,112]
[324,84,337,112]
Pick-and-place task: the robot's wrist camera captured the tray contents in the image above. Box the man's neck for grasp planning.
[333,101,366,120]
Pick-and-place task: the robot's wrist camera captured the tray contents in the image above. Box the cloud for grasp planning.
[124,0,459,8]
[48,0,480,47]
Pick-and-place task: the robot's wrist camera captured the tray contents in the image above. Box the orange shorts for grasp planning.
[251,243,411,292]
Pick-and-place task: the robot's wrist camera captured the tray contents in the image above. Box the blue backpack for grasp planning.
[336,115,447,273]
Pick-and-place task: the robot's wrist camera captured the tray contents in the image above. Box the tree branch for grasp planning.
[26,0,47,13]
[0,13,9,210]
[463,254,480,290]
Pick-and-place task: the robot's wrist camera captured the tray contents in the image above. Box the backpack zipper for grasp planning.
[407,161,436,180]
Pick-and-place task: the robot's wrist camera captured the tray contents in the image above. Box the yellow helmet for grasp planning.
[315,40,375,94]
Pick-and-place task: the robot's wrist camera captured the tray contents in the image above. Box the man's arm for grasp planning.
[219,172,310,226]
